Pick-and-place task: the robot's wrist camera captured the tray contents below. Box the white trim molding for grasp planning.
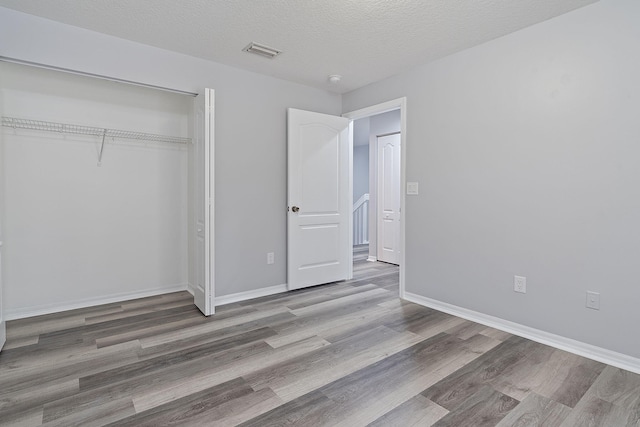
[186,282,195,296]
[404,291,640,375]
[367,256,378,262]
[214,284,288,307]
[5,284,189,321]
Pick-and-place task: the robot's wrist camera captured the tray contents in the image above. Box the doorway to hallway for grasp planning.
[345,97,406,298]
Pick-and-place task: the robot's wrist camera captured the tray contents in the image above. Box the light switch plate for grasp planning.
[407,182,419,195]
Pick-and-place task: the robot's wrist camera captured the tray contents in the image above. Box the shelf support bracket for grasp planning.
[97,129,107,166]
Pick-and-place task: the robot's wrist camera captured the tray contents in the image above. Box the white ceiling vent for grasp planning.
[242,42,282,59]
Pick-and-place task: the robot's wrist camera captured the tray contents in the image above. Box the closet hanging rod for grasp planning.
[2,116,191,145]
[0,56,199,97]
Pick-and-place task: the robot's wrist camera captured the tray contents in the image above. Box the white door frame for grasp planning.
[343,97,407,298]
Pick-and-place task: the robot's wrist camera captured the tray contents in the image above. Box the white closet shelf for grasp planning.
[1,116,191,145]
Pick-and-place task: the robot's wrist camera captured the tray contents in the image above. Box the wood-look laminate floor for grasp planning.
[2,245,639,426]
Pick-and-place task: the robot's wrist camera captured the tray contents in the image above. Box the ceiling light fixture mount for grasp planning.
[328,74,342,84]
[242,42,282,59]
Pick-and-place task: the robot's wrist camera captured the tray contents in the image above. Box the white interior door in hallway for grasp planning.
[377,132,401,265]
[193,88,214,316]
[287,108,352,291]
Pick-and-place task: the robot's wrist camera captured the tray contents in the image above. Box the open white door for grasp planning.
[288,108,352,291]
[377,133,401,265]
[193,89,214,316]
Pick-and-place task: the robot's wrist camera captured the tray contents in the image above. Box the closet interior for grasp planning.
[0,61,195,319]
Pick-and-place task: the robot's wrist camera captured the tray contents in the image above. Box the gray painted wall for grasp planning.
[353,116,370,148]
[343,0,640,359]
[353,145,369,202]
[369,110,401,138]
[0,7,341,305]
[353,117,370,203]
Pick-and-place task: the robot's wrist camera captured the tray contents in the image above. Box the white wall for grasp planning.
[343,0,640,360]
[0,7,341,302]
[1,62,191,317]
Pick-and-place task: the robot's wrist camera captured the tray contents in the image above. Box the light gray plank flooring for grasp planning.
[1,244,638,426]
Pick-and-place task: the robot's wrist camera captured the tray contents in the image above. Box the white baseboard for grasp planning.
[404,291,640,375]
[5,284,189,321]
[186,282,195,296]
[215,284,288,306]
[367,256,378,262]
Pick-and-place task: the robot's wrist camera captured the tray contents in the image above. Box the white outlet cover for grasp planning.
[586,291,600,310]
[514,275,526,294]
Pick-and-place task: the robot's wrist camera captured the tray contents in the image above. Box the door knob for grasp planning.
[291,206,300,212]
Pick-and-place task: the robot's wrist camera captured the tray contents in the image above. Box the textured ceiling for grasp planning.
[0,0,598,93]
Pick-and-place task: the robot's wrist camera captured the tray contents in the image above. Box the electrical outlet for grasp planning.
[514,275,527,294]
[586,291,600,310]
[267,252,274,265]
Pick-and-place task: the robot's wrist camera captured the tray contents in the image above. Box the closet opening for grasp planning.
[0,61,206,321]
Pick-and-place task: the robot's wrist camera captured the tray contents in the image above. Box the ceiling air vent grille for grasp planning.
[243,42,282,59]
